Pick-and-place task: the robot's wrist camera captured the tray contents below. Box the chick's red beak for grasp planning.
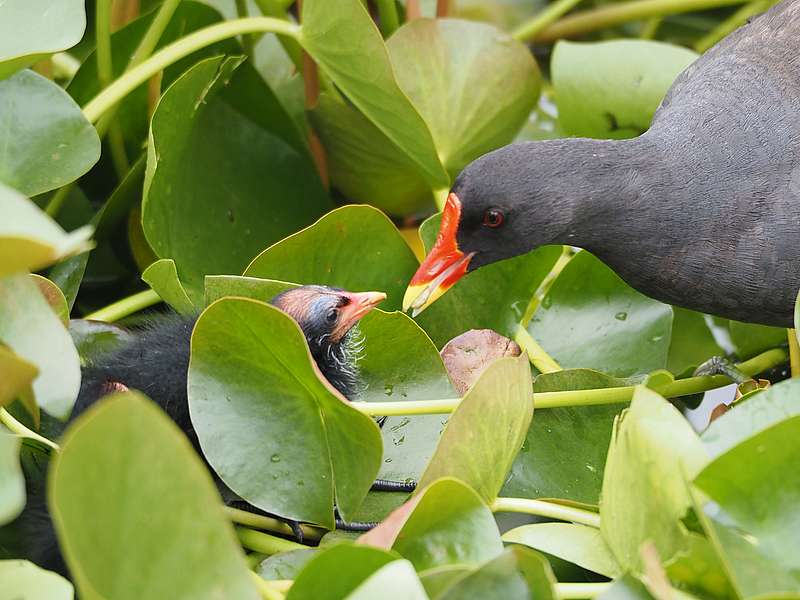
[403,193,473,316]
[332,290,386,340]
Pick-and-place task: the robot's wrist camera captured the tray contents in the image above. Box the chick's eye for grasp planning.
[482,208,505,228]
[326,309,338,324]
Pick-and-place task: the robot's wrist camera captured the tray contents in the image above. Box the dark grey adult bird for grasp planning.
[404,0,800,327]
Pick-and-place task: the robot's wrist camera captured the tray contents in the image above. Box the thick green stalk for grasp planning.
[84,289,161,322]
[0,408,60,451]
[249,572,285,600]
[236,527,306,555]
[96,0,129,177]
[492,497,600,528]
[515,326,562,374]
[82,17,300,123]
[639,16,662,38]
[512,0,586,41]
[693,0,775,52]
[250,0,304,71]
[128,0,183,69]
[376,0,400,37]
[235,0,257,57]
[789,329,800,377]
[44,184,75,218]
[556,583,611,599]
[224,507,324,542]
[527,0,749,42]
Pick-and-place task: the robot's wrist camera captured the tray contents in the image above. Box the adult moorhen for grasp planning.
[404,0,800,327]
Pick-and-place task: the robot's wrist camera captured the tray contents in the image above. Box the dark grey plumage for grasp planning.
[453,0,800,326]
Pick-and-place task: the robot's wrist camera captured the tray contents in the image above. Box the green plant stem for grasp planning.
[249,572,285,600]
[0,408,60,451]
[788,329,800,377]
[252,0,303,71]
[515,325,562,374]
[512,0,586,41]
[236,527,306,555]
[556,582,611,599]
[527,0,749,42]
[351,347,787,416]
[235,0,257,57]
[45,183,75,218]
[492,497,600,528]
[129,0,183,69]
[375,0,400,37]
[224,507,324,542]
[82,17,300,123]
[639,16,662,38]
[693,0,774,52]
[52,52,82,80]
[521,246,573,326]
[84,289,161,322]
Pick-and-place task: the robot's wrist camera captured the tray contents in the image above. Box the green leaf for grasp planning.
[68,320,135,365]
[346,560,429,600]
[530,251,673,378]
[504,523,621,578]
[308,93,433,215]
[0,0,85,79]
[552,40,697,138]
[0,183,93,277]
[188,297,382,527]
[257,549,317,580]
[693,416,800,598]
[701,377,800,459]
[596,575,654,600]
[667,308,724,376]
[503,368,628,504]
[143,55,331,303]
[49,392,258,600]
[388,18,540,177]
[436,546,557,600]
[0,434,25,526]
[30,274,69,325]
[142,259,196,314]
[0,70,99,196]
[0,274,81,419]
[0,345,38,409]
[286,544,398,600]
[204,275,293,307]
[245,206,419,312]
[664,533,735,600]
[300,0,448,189]
[416,215,561,347]
[417,354,532,503]
[727,320,786,360]
[601,387,708,574]
[0,560,73,600]
[392,478,503,571]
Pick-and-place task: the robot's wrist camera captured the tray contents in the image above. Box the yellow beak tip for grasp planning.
[402,284,426,313]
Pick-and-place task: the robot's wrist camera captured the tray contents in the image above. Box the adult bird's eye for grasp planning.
[326,308,338,324]
[482,208,505,228]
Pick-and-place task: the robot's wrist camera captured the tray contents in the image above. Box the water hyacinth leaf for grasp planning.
[667,308,724,376]
[0,345,38,409]
[0,560,73,600]
[391,478,503,571]
[68,320,135,365]
[346,560,429,600]
[503,523,621,578]
[49,392,258,600]
[31,275,69,325]
[286,544,398,600]
[388,18,540,177]
[601,387,708,574]
[664,533,735,600]
[142,259,196,315]
[530,251,673,378]
[552,40,697,139]
[245,206,419,311]
[0,70,99,196]
[701,377,800,459]
[204,275,295,307]
[0,274,81,419]
[416,215,561,347]
[419,565,471,598]
[727,320,786,359]
[0,0,85,79]
[188,298,382,527]
[417,354,532,502]
[0,434,25,526]
[257,549,317,581]
[300,0,448,189]
[437,546,557,600]
[308,93,433,215]
[693,416,800,598]
[143,55,331,303]
[0,183,93,277]
[503,368,629,504]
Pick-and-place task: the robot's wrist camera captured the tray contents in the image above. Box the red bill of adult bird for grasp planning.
[404,0,800,328]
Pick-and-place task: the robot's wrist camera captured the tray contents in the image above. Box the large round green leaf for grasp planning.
[694,416,800,598]
[0,183,92,277]
[601,387,708,574]
[142,259,195,314]
[0,0,85,79]
[530,251,673,378]
[726,319,786,360]
[0,560,73,600]
[188,297,382,527]
[0,434,24,526]
[245,205,419,311]
[299,0,448,190]
[143,55,331,303]
[0,274,81,419]
[49,392,258,600]
[417,354,533,503]
[0,70,99,196]
[552,40,697,139]
[346,560,429,600]
[388,18,540,177]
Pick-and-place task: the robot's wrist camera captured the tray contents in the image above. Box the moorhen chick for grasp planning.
[404,0,800,328]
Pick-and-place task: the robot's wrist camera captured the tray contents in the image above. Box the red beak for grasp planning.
[403,193,473,316]
[332,290,386,340]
